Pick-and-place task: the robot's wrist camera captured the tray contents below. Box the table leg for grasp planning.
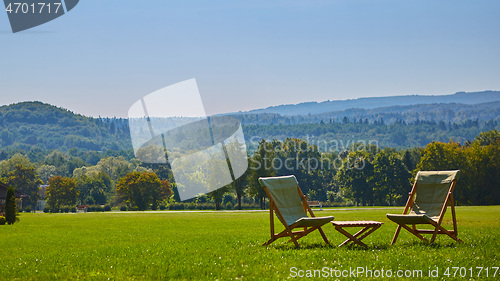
[335,226,368,247]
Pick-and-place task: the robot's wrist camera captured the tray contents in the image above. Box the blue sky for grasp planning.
[1,0,499,117]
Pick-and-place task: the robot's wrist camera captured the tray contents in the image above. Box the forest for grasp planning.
[1,129,499,211]
[0,101,499,211]
[1,101,499,153]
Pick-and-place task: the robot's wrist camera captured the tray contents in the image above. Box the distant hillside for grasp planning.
[0,101,132,152]
[245,91,500,116]
[243,119,499,152]
[1,99,499,155]
[236,101,500,126]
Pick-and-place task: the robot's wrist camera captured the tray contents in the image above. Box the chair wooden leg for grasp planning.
[427,219,463,243]
[391,225,402,245]
[401,224,429,242]
[263,237,276,246]
[435,225,462,243]
[318,227,330,245]
[430,228,439,243]
[286,229,300,247]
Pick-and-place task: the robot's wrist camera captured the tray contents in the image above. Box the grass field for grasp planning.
[0,206,499,280]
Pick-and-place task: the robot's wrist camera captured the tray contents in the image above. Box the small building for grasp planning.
[0,182,29,212]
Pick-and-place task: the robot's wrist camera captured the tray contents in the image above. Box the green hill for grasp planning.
[0,101,132,152]
[1,100,499,156]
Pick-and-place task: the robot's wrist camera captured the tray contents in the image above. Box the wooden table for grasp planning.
[331,220,383,248]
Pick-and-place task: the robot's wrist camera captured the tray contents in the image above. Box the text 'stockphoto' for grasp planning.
[128,79,248,201]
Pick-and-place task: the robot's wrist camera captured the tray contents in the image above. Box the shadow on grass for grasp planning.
[264,239,461,251]
[389,240,461,249]
[267,241,391,251]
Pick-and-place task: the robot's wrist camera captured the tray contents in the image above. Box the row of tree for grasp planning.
[41,171,172,211]
[235,130,500,208]
[1,130,499,211]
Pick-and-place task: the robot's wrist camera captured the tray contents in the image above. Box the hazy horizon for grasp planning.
[2,89,498,118]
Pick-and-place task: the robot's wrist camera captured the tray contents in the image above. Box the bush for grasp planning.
[327,191,344,204]
[5,187,18,224]
[87,205,104,212]
[132,206,139,211]
[24,206,32,213]
[195,194,210,203]
[159,205,166,210]
[168,203,185,210]
[120,206,127,211]
[104,205,111,212]
[223,193,235,205]
[0,216,6,225]
[70,207,76,213]
[240,203,261,210]
[322,201,354,208]
[225,202,233,210]
[196,203,214,210]
[43,207,50,213]
[63,207,70,213]
[242,196,255,204]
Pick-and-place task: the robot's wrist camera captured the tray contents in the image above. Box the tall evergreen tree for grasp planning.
[5,187,18,225]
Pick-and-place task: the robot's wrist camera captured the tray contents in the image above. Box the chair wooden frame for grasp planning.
[261,183,330,247]
[390,178,463,245]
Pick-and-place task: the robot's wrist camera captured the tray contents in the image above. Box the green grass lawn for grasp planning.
[0,206,499,280]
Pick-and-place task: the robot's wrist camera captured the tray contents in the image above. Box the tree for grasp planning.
[204,147,233,210]
[46,176,79,212]
[233,174,247,210]
[247,139,276,209]
[414,135,500,206]
[73,156,148,182]
[224,136,249,210]
[207,185,229,210]
[159,180,173,205]
[371,150,411,206]
[150,179,172,210]
[474,129,500,146]
[37,165,57,184]
[336,151,374,206]
[5,187,18,224]
[75,174,94,205]
[273,138,330,202]
[116,171,169,210]
[0,153,34,178]
[5,165,43,210]
[76,173,110,205]
[416,141,465,172]
[402,150,413,171]
[44,150,70,177]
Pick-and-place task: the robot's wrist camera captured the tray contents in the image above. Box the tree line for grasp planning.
[1,129,499,211]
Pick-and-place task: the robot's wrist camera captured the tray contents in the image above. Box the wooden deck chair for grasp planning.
[259,175,334,247]
[387,170,463,245]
